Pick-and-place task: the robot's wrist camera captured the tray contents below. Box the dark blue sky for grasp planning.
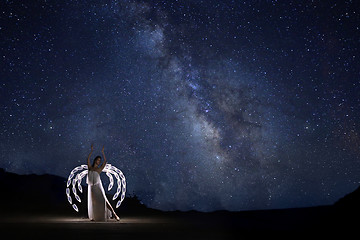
[1,0,359,211]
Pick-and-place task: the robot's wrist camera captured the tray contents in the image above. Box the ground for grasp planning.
[1,206,355,239]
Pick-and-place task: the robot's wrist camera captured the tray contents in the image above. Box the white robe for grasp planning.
[87,170,112,221]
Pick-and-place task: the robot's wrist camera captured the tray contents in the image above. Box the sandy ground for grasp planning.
[0,215,238,240]
[0,211,327,240]
[0,206,355,239]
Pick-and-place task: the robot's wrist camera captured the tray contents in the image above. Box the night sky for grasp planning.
[1,0,360,212]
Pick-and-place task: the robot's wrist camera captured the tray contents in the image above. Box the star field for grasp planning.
[1,0,360,211]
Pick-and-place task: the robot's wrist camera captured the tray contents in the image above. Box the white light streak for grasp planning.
[65,164,126,213]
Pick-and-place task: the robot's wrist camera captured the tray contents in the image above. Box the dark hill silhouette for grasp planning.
[334,185,360,211]
[332,186,360,231]
[0,168,157,216]
[0,168,69,215]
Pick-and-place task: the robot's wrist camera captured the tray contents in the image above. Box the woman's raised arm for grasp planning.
[99,146,107,171]
[87,144,94,169]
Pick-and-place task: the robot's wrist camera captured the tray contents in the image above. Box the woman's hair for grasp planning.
[92,156,102,167]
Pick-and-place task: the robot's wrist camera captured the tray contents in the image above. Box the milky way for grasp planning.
[1,0,360,211]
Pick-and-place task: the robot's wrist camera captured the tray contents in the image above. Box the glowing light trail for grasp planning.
[65,164,126,213]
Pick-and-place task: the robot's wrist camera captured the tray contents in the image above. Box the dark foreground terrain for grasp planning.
[0,169,359,239]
